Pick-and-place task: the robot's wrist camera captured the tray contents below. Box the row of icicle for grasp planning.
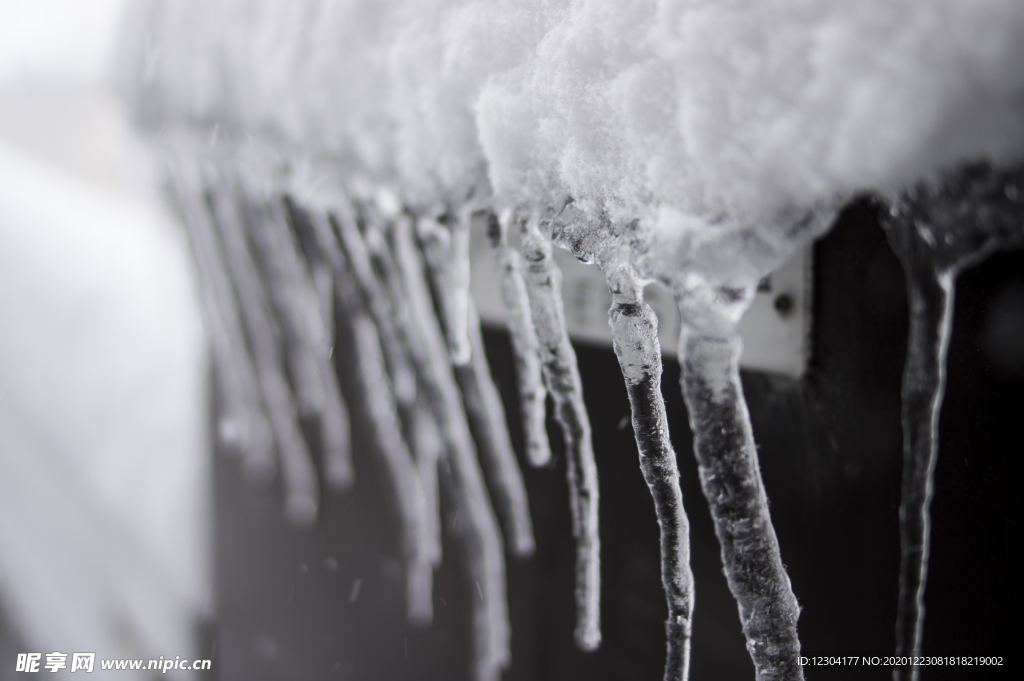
[166,128,1022,681]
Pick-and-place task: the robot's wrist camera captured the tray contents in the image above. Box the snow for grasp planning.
[117,1,1024,679]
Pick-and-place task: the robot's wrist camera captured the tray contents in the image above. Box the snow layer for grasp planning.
[125,0,1024,286]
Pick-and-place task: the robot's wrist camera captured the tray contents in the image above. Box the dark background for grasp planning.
[211,201,1022,680]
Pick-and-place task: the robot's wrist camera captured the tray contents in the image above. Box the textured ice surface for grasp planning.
[120,1,1024,679]
[881,165,1024,681]
[487,209,551,465]
[606,264,694,680]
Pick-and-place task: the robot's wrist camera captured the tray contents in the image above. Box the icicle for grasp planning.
[271,195,351,489]
[241,188,353,491]
[412,202,535,557]
[606,264,694,681]
[881,165,1024,681]
[199,169,319,526]
[359,202,447,575]
[448,204,474,365]
[279,194,349,486]
[487,209,551,467]
[457,300,536,557]
[395,214,510,681]
[221,165,352,492]
[284,191,337,350]
[405,400,445,624]
[329,193,445,622]
[887,259,952,681]
[417,210,473,366]
[238,188,326,422]
[676,282,802,681]
[165,162,274,481]
[519,210,601,652]
[300,204,434,625]
[330,195,418,407]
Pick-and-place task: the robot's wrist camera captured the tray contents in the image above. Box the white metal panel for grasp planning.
[470,222,812,378]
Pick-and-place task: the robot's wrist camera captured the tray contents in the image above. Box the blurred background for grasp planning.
[0,2,1020,680]
[0,1,210,679]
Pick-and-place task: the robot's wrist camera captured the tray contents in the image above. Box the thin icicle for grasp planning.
[414,203,534,557]
[199,170,319,526]
[238,187,326,422]
[165,162,274,481]
[457,301,536,558]
[327,194,443,622]
[890,264,953,681]
[404,400,445,624]
[330,195,418,407]
[301,204,434,624]
[519,210,601,652]
[881,164,1024,681]
[488,209,551,467]
[244,190,353,490]
[395,214,510,681]
[676,284,802,681]
[606,264,694,681]
[417,210,473,366]
[279,195,351,487]
[360,204,446,568]
[447,204,474,365]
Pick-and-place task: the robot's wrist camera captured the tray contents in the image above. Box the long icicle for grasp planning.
[300,203,433,624]
[239,187,326,423]
[361,202,449,581]
[270,196,353,490]
[417,209,535,557]
[458,300,536,557]
[201,169,319,525]
[329,193,440,622]
[246,188,353,491]
[488,209,551,467]
[606,265,694,681]
[891,260,953,681]
[165,160,274,480]
[881,164,1024,681]
[677,286,802,681]
[417,209,472,365]
[331,196,418,407]
[448,204,475,365]
[279,194,352,488]
[519,210,601,651]
[395,214,510,681]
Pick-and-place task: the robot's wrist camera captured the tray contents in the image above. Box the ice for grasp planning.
[881,164,1024,681]
[416,210,473,365]
[488,209,551,467]
[121,1,1024,678]
[164,159,273,480]
[259,193,353,491]
[170,159,318,526]
[605,263,694,681]
[357,197,446,578]
[326,186,418,407]
[392,214,510,680]
[298,198,436,624]
[238,182,327,423]
[279,195,352,486]
[457,301,536,557]
[413,200,534,556]
[680,329,803,680]
[519,208,601,651]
